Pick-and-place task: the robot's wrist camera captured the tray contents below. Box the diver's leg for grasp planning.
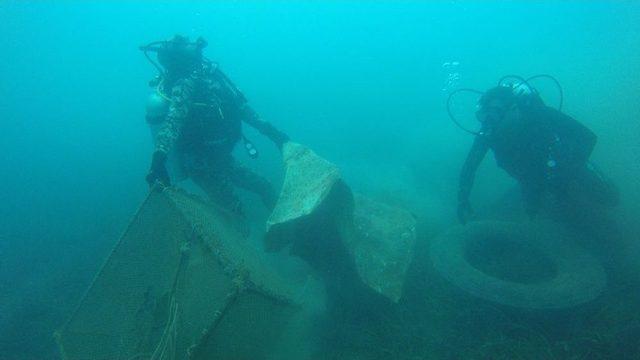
[550,164,619,223]
[229,162,277,210]
[551,166,628,282]
[571,165,620,208]
[191,167,243,216]
[520,181,546,218]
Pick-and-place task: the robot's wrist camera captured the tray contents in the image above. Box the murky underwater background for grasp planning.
[1,1,639,359]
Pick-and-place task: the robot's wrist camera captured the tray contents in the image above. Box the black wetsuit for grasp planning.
[458,105,614,215]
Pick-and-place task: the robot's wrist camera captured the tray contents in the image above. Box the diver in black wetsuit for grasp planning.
[457,84,618,224]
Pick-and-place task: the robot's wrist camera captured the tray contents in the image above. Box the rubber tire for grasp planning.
[430,221,606,309]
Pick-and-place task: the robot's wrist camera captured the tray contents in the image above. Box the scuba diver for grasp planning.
[453,77,619,224]
[141,35,290,215]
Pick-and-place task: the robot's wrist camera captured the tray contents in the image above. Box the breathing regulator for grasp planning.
[446,74,564,136]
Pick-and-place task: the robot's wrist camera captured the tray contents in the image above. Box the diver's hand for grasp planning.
[457,200,473,224]
[277,139,291,153]
[146,169,170,188]
[146,151,170,188]
[273,132,290,152]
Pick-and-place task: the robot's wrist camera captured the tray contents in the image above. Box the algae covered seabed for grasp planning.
[320,225,640,359]
[3,223,639,360]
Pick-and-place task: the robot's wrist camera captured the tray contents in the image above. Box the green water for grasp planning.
[1,1,639,358]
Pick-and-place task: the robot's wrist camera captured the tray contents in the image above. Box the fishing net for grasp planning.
[56,187,320,360]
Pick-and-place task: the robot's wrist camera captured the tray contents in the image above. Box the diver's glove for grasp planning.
[457,199,473,224]
[273,132,290,151]
[145,151,170,188]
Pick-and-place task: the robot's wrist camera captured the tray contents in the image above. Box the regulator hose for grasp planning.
[446,88,485,136]
[447,74,564,135]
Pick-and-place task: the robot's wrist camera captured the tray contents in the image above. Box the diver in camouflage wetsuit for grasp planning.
[141,35,289,215]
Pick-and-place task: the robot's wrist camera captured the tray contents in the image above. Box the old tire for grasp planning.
[430,221,606,309]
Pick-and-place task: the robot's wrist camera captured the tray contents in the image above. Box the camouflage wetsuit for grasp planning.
[151,62,289,214]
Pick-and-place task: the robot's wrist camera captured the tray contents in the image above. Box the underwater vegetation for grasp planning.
[319,226,640,360]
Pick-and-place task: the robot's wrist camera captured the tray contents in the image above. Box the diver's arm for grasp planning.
[154,79,193,154]
[241,105,290,149]
[215,68,290,149]
[458,136,490,209]
[146,79,193,187]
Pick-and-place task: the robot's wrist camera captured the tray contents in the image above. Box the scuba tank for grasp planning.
[145,92,169,125]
